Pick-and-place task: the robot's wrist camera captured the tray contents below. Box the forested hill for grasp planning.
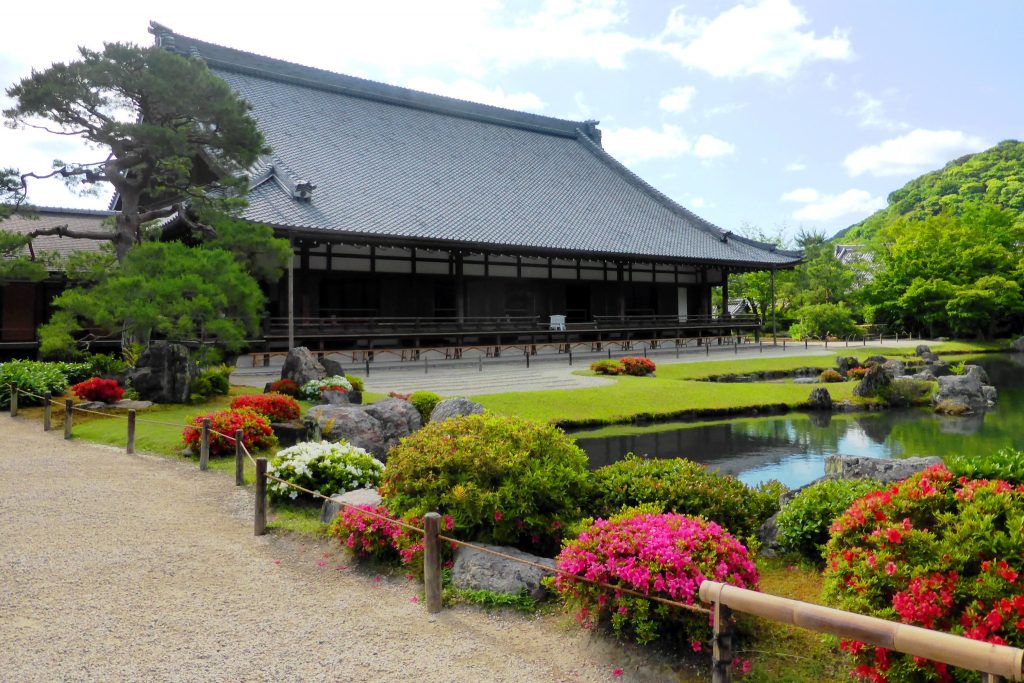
[833,139,1024,243]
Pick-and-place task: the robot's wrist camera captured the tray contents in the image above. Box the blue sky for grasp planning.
[2,0,1021,241]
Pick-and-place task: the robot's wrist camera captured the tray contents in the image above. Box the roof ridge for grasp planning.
[150,22,592,140]
[24,206,116,217]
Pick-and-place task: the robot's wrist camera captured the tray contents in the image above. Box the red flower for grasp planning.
[70,377,125,403]
[494,510,503,522]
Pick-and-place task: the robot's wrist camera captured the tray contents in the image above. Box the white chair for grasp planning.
[549,314,567,331]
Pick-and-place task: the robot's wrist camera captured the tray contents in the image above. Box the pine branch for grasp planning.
[25,225,114,241]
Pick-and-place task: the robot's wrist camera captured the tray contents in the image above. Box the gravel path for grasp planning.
[0,415,657,683]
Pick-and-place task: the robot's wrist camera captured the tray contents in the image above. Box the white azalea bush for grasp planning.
[299,375,353,401]
[267,440,384,502]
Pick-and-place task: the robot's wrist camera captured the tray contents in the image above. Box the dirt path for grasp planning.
[0,415,662,683]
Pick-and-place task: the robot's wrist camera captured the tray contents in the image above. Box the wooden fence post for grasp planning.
[9,384,18,417]
[980,674,1006,683]
[711,599,735,683]
[254,457,267,535]
[127,409,136,454]
[63,399,73,440]
[199,417,211,471]
[423,512,442,614]
[43,392,52,431]
[234,429,244,486]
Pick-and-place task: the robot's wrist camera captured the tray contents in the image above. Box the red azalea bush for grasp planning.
[590,359,625,375]
[847,367,869,380]
[182,408,276,456]
[329,504,454,569]
[70,377,125,403]
[824,464,1024,682]
[266,379,299,397]
[230,392,301,422]
[620,356,656,376]
[554,510,759,645]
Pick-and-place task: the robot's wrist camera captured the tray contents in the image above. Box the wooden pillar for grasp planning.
[455,252,465,322]
[423,512,442,613]
[254,457,267,535]
[127,409,136,454]
[770,267,777,344]
[712,600,734,683]
[287,237,295,350]
[234,429,245,486]
[43,392,52,431]
[721,269,730,320]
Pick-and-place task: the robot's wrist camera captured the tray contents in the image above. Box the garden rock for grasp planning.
[963,364,989,384]
[304,405,389,459]
[131,342,196,404]
[920,351,940,362]
[853,365,891,398]
[933,373,992,413]
[320,357,345,377]
[864,355,887,365]
[807,387,832,409]
[836,356,860,376]
[881,359,905,378]
[982,385,998,403]
[915,345,932,356]
[320,390,350,405]
[1012,336,1024,353]
[76,401,112,411]
[757,513,781,556]
[271,421,308,448]
[825,455,942,484]
[319,487,383,524]
[113,399,154,410]
[280,347,326,386]
[451,543,555,600]
[430,397,485,423]
[364,398,422,447]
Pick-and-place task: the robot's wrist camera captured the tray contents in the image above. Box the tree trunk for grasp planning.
[114,193,142,263]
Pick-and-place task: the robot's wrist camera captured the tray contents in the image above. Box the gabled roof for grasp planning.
[2,207,114,266]
[150,23,800,269]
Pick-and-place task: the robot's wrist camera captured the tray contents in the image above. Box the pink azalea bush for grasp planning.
[330,504,454,570]
[825,464,1024,682]
[553,510,759,644]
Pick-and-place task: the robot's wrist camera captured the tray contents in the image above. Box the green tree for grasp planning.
[945,275,1024,338]
[0,167,51,283]
[40,242,264,358]
[4,42,268,261]
[787,303,859,340]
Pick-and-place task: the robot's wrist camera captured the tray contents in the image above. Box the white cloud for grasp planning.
[659,86,697,113]
[784,161,807,172]
[689,197,707,209]
[404,77,545,112]
[704,102,746,117]
[781,187,819,202]
[655,0,852,78]
[850,91,908,130]
[844,129,987,177]
[783,188,886,221]
[602,124,692,165]
[693,134,736,158]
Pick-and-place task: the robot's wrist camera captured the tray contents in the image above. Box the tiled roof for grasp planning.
[2,208,114,267]
[151,23,800,269]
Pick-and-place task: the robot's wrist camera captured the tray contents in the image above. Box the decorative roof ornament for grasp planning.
[293,181,316,201]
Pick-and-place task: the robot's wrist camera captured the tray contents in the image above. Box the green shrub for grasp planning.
[825,465,1024,682]
[788,303,859,340]
[345,374,365,392]
[408,390,441,422]
[588,454,785,540]
[818,368,844,383]
[947,448,1024,484]
[381,414,591,555]
[776,479,883,562]
[55,361,94,384]
[0,360,71,408]
[590,359,624,375]
[189,365,232,402]
[879,378,933,406]
[85,353,128,377]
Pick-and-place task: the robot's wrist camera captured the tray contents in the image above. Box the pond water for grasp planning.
[572,355,1024,490]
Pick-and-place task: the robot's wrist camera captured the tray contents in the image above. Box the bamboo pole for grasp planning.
[234,429,244,486]
[699,582,1024,681]
[423,512,442,614]
[43,393,52,431]
[63,399,73,440]
[254,458,267,536]
[199,418,211,471]
[127,409,136,454]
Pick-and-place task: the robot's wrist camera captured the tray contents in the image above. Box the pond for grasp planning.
[572,355,1024,490]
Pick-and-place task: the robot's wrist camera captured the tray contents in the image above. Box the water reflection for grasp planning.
[573,356,1024,490]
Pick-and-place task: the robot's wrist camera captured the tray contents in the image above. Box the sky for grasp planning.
[1,0,1021,242]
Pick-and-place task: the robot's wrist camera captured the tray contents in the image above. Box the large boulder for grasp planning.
[321,389,350,405]
[271,421,308,448]
[363,398,422,447]
[933,373,990,413]
[915,344,932,357]
[920,351,940,362]
[807,387,832,409]
[321,357,346,377]
[864,355,888,366]
[881,359,905,378]
[963,364,990,385]
[319,487,383,524]
[853,364,892,398]
[304,405,389,459]
[430,397,485,423]
[451,543,555,600]
[1012,337,1024,353]
[131,342,197,403]
[825,455,943,484]
[280,346,326,386]
[836,356,860,376]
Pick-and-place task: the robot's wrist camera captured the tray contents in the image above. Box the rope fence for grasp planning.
[7,382,1022,682]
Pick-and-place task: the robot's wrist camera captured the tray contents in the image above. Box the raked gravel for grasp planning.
[0,415,663,683]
